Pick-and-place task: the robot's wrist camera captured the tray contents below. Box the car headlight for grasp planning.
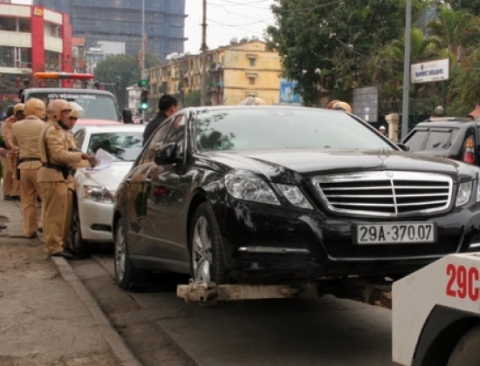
[225,172,280,205]
[456,181,472,207]
[276,184,313,210]
[477,176,480,202]
[83,185,114,203]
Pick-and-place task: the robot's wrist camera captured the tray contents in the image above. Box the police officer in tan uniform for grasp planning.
[62,105,91,252]
[37,99,93,259]
[11,98,45,238]
[2,103,24,200]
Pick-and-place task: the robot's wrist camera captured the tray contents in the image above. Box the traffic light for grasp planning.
[138,79,148,87]
[140,89,149,110]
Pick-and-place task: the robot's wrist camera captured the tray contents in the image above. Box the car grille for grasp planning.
[313,171,453,217]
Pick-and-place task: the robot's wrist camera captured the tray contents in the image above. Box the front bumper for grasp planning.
[212,198,480,282]
[77,197,114,242]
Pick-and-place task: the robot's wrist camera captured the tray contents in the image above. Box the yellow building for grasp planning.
[148,40,282,108]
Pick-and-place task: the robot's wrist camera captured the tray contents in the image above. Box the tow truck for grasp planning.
[393,253,480,366]
[20,72,131,123]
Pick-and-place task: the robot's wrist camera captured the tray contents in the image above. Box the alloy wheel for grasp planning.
[115,225,126,282]
[192,216,213,282]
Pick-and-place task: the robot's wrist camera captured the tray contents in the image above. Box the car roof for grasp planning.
[75,119,122,126]
[24,88,115,97]
[414,117,478,128]
[76,124,145,133]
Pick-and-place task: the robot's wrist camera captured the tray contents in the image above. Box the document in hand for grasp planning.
[89,148,115,170]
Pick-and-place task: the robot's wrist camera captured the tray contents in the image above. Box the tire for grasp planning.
[70,205,89,256]
[447,325,480,366]
[189,202,227,284]
[114,218,148,291]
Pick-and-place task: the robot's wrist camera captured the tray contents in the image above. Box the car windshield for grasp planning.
[87,131,143,161]
[27,91,119,121]
[195,108,393,151]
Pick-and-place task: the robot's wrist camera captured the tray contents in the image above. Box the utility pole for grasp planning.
[141,0,146,122]
[401,0,412,139]
[200,0,208,106]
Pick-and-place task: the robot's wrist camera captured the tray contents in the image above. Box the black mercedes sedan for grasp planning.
[112,106,480,290]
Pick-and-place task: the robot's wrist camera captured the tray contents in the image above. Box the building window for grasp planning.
[45,50,61,71]
[249,77,255,86]
[18,47,31,68]
[249,58,256,67]
[0,46,15,67]
[18,18,31,33]
[0,17,16,31]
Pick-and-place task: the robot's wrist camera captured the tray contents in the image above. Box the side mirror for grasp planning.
[122,109,133,124]
[397,143,410,152]
[154,143,180,165]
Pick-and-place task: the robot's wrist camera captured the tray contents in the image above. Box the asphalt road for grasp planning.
[73,251,394,366]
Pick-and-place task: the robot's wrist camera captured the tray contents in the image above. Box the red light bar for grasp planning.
[33,72,95,80]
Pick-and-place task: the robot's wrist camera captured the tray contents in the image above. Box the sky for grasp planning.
[11,0,276,55]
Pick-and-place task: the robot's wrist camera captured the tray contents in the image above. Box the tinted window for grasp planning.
[425,131,454,150]
[142,121,172,164]
[165,115,186,156]
[195,108,392,151]
[87,131,143,161]
[405,130,428,150]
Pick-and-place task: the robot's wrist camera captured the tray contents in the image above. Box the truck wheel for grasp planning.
[114,219,148,291]
[189,202,227,284]
[447,325,480,366]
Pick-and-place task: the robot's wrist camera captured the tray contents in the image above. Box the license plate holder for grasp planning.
[355,222,436,245]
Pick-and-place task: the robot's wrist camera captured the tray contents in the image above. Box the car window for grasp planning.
[165,115,186,157]
[74,129,86,149]
[404,130,429,150]
[424,130,454,150]
[26,91,119,121]
[141,120,172,164]
[87,131,143,161]
[194,108,392,151]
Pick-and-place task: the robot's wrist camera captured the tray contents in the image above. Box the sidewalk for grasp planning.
[0,193,137,365]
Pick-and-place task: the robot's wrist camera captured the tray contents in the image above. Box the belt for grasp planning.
[19,158,41,163]
[42,162,68,171]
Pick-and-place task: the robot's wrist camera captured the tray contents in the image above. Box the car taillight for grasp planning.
[463,136,475,164]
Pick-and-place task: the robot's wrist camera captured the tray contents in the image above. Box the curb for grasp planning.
[51,256,143,366]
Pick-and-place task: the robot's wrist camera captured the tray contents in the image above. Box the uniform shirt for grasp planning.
[65,129,90,170]
[37,120,82,183]
[3,116,16,149]
[11,115,44,170]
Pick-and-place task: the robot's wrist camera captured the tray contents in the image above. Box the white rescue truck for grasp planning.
[393,253,480,366]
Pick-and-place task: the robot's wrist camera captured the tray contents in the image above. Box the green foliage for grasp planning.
[267,0,425,105]
[94,52,160,110]
[184,90,201,107]
[448,0,480,16]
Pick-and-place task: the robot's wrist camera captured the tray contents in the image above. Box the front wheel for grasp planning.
[114,218,148,291]
[447,325,480,366]
[189,202,227,284]
[70,205,89,256]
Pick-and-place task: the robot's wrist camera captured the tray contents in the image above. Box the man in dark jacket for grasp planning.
[143,94,178,145]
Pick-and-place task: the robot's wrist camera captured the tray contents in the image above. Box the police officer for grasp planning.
[332,101,352,113]
[3,103,24,200]
[62,105,91,252]
[37,99,93,259]
[11,98,46,238]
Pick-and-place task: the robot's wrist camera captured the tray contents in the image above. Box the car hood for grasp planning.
[75,162,133,192]
[201,149,479,182]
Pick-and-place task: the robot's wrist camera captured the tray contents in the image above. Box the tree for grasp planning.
[94,52,160,110]
[266,0,426,105]
[448,0,480,16]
